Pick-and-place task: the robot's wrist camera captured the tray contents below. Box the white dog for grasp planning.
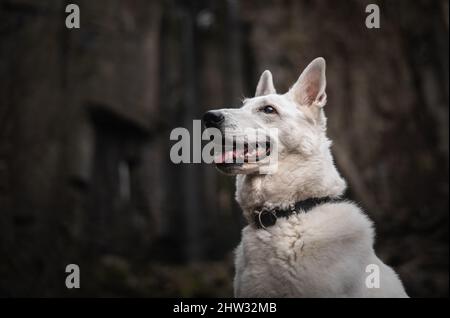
[203,58,408,297]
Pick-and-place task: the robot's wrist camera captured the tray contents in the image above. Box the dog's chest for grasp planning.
[234,215,313,297]
[234,208,368,297]
[242,215,308,261]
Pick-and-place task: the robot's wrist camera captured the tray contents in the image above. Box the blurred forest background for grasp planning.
[0,0,448,297]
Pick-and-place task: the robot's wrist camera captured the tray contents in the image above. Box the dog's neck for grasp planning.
[235,145,346,222]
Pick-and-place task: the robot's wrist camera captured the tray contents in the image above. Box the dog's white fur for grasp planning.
[211,57,408,297]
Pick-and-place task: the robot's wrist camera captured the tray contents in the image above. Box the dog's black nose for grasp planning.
[203,110,225,128]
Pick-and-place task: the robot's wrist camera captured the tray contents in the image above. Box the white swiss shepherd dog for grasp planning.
[203,57,408,298]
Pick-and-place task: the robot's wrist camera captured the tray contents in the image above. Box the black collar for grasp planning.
[252,197,341,229]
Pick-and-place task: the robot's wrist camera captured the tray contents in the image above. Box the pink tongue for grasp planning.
[214,150,237,163]
[214,152,225,163]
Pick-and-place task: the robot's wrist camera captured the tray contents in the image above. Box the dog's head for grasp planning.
[203,57,329,175]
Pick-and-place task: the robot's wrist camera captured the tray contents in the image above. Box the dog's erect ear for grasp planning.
[255,70,276,97]
[289,57,327,107]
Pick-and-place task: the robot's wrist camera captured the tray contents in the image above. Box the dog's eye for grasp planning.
[261,105,277,114]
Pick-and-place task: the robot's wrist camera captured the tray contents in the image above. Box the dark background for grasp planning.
[0,0,448,297]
